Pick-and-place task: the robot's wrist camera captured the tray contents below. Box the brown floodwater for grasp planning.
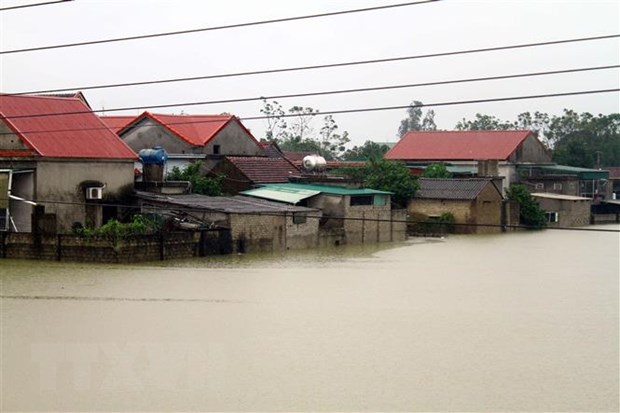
[1,226,618,411]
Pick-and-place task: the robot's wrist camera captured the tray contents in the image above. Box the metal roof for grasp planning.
[0,94,137,159]
[415,178,502,200]
[242,183,391,205]
[386,130,534,161]
[528,164,610,180]
[531,193,591,201]
[135,192,317,214]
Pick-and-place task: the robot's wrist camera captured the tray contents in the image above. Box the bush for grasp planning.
[505,184,546,229]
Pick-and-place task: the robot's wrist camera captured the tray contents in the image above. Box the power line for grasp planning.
[2,196,619,233]
[4,64,619,120]
[0,0,72,12]
[10,33,620,95]
[0,0,439,55]
[2,87,618,136]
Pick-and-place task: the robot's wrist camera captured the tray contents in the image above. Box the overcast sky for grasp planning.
[1,0,618,146]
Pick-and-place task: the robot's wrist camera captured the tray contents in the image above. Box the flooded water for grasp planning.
[1,226,618,411]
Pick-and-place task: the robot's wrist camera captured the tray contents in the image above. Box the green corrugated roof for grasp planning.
[241,183,392,204]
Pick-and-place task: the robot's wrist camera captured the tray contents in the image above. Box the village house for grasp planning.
[208,156,300,194]
[101,111,264,174]
[0,94,137,233]
[241,182,407,245]
[134,192,321,253]
[530,193,591,227]
[408,178,505,234]
[518,164,611,201]
[385,130,553,192]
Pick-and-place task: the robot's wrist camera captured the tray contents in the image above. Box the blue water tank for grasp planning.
[138,146,168,165]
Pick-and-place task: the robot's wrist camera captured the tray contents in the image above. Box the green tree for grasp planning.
[319,115,350,159]
[167,161,223,196]
[397,100,437,138]
[505,184,546,229]
[342,140,390,161]
[422,163,451,178]
[337,159,419,208]
[455,113,514,131]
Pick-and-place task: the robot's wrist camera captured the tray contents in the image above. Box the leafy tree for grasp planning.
[167,161,223,196]
[397,100,437,138]
[505,184,546,229]
[342,140,390,161]
[319,115,350,159]
[422,163,451,178]
[455,113,514,131]
[336,159,419,208]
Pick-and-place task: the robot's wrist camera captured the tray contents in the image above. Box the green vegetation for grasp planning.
[167,161,223,196]
[455,110,620,168]
[341,140,390,161]
[421,163,451,178]
[505,184,546,229]
[397,100,437,138]
[73,214,160,240]
[336,159,419,208]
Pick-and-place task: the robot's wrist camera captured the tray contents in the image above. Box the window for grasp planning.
[213,145,221,155]
[545,212,559,223]
[553,183,563,190]
[535,183,544,190]
[350,195,373,206]
[292,213,307,224]
[373,195,388,206]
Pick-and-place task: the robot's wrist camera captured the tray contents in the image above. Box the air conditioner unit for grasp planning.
[86,187,103,200]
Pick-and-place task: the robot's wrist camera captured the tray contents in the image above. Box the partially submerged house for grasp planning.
[409,178,505,234]
[112,111,264,173]
[134,192,321,253]
[385,130,552,192]
[519,164,611,200]
[530,193,591,227]
[208,156,300,194]
[0,94,137,232]
[241,182,407,245]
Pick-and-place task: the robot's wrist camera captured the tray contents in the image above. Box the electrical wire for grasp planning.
[0,0,439,55]
[4,64,618,120]
[1,87,618,136]
[8,34,619,96]
[0,0,72,12]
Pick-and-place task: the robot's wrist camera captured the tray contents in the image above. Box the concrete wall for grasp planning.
[121,118,263,157]
[509,134,552,163]
[408,184,503,234]
[202,122,263,156]
[0,123,28,150]
[532,196,591,227]
[35,160,135,232]
[229,212,320,253]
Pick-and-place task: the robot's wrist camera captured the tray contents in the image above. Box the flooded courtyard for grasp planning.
[1,226,618,411]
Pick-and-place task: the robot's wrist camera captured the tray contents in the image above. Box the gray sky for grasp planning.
[1,0,619,146]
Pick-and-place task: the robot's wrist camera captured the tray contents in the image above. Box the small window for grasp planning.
[553,183,563,190]
[292,213,307,224]
[535,183,544,190]
[373,195,387,206]
[213,145,221,155]
[350,195,373,206]
[545,212,559,223]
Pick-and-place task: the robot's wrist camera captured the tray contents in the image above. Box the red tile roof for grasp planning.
[99,115,137,133]
[121,111,260,148]
[0,94,136,159]
[385,130,533,161]
[225,156,299,183]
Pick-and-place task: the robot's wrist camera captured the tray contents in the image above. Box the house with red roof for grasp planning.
[0,94,137,233]
[385,130,552,191]
[208,156,301,194]
[113,111,264,173]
